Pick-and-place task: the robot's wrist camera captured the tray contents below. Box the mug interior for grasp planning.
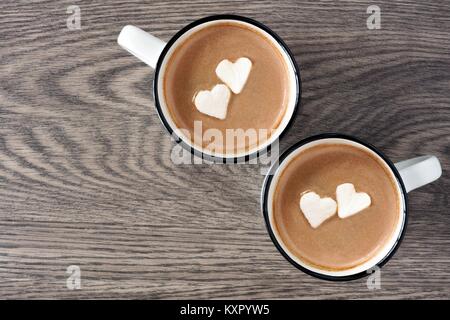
[264,137,407,278]
[155,17,299,160]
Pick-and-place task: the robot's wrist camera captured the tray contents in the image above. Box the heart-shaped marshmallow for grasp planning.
[215,57,252,94]
[336,183,371,219]
[194,84,231,120]
[299,192,337,229]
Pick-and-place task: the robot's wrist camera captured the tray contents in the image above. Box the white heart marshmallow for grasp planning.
[215,57,252,94]
[299,191,337,229]
[336,183,372,219]
[194,84,231,120]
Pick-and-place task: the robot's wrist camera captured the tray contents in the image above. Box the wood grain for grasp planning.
[0,0,449,299]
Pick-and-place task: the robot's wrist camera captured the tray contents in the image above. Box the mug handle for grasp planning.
[117,25,166,68]
[394,155,442,193]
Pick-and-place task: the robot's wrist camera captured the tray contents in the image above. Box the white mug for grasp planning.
[118,15,301,162]
[261,133,442,280]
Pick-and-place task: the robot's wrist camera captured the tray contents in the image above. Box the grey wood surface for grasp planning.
[0,0,449,299]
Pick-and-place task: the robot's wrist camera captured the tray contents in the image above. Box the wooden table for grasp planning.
[0,0,449,299]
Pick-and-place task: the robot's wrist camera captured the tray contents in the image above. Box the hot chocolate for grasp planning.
[163,22,290,155]
[272,143,401,271]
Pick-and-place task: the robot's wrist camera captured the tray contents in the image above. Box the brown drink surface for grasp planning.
[163,22,290,154]
[273,143,401,271]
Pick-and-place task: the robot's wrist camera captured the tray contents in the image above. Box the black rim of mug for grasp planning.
[261,133,409,281]
[152,14,302,163]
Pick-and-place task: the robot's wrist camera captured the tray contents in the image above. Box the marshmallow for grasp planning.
[336,183,371,219]
[194,84,231,120]
[300,191,337,229]
[215,57,252,94]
